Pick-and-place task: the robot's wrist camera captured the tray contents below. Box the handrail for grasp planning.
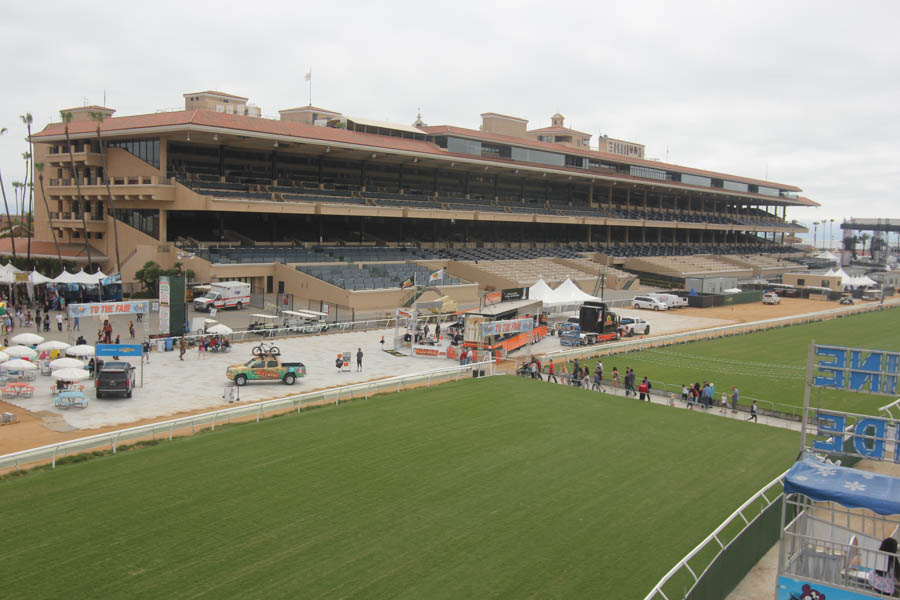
[0,360,495,472]
[643,469,789,600]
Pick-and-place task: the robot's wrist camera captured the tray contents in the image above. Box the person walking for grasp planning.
[198,337,206,360]
[179,337,186,361]
[142,340,151,364]
[747,400,758,423]
[682,384,691,408]
[129,321,136,339]
[55,313,62,331]
[73,315,80,331]
[730,386,740,414]
[612,367,619,389]
[638,377,650,401]
[356,347,363,371]
[720,392,728,414]
[547,359,558,383]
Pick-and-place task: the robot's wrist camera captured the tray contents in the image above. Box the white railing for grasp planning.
[0,360,495,472]
[542,298,900,364]
[643,469,789,600]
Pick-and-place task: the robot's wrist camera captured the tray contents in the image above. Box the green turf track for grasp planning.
[1,377,797,599]
[570,307,900,415]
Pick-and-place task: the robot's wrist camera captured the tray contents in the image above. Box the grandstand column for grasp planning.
[587,225,592,243]
[607,186,613,211]
[493,174,498,201]
[641,227,646,243]
[218,145,225,178]
[159,139,168,178]
[588,180,594,207]
[464,172,470,199]
[657,228,662,243]
[433,168,439,195]
[317,157,324,186]
[159,209,167,242]
[643,190,648,210]
[398,165,404,192]
[606,225,611,245]
[360,161,367,192]
[625,227,630,243]
[625,188,631,209]
[270,151,277,180]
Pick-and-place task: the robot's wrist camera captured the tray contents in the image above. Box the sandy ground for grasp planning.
[1,327,444,434]
[0,296,886,455]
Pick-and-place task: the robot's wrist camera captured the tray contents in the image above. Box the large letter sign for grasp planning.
[812,345,899,396]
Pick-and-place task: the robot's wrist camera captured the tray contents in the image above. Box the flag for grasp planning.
[429,269,444,282]
[401,277,414,289]
[304,71,311,82]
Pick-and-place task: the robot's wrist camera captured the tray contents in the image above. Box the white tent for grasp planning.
[816,251,838,261]
[552,279,601,304]
[825,267,854,288]
[0,270,14,285]
[94,269,108,282]
[528,278,556,303]
[54,270,78,284]
[72,269,99,286]
[29,270,53,285]
[0,262,23,274]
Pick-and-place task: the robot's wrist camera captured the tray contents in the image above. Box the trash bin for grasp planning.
[224,382,238,403]
[156,339,165,353]
[165,338,174,352]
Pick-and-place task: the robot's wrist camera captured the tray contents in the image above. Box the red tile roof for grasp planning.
[60,105,115,113]
[32,109,807,200]
[422,124,802,193]
[184,90,248,100]
[527,125,590,136]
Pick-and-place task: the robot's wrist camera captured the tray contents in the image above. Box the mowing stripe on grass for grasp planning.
[0,377,797,599]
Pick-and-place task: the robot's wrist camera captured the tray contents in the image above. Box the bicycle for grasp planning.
[252,341,281,356]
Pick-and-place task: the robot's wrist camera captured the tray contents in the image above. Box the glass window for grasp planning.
[629,166,666,181]
[447,137,482,156]
[723,180,749,192]
[681,173,712,187]
[108,138,160,169]
[757,185,779,197]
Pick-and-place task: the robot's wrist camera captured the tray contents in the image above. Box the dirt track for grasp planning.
[0,298,888,457]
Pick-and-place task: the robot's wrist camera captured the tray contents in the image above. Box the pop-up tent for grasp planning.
[527,278,556,303]
[553,278,601,303]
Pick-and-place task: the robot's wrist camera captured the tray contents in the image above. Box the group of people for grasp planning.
[679,382,757,421]
[178,335,231,360]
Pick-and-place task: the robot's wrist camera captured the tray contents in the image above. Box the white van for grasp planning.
[646,293,688,308]
[193,281,251,312]
[632,296,669,311]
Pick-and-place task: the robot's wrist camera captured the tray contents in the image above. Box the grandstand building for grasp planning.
[27,90,815,316]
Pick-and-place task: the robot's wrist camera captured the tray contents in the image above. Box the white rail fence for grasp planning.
[643,469,789,600]
[0,360,496,473]
[541,298,900,364]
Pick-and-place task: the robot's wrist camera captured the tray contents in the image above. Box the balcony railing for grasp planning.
[48,175,172,187]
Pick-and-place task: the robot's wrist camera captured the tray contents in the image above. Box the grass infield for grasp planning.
[571,307,900,415]
[1,377,797,599]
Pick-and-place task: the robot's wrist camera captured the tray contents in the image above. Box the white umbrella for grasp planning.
[4,345,37,359]
[66,345,95,357]
[11,333,44,346]
[207,324,233,335]
[51,368,91,381]
[0,351,9,363]
[50,357,85,370]
[1,358,37,371]
[36,340,71,352]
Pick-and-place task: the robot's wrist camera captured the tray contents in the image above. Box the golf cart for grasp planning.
[248,314,280,337]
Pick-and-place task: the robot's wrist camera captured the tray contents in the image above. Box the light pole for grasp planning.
[829,219,834,250]
[812,221,819,250]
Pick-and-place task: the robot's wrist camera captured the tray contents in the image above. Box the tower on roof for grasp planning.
[412,110,426,128]
[183,91,260,117]
[551,113,565,128]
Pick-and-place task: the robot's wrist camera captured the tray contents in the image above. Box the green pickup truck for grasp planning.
[226,356,307,386]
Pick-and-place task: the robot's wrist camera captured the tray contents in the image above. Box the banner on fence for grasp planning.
[480,318,533,337]
[68,301,150,318]
[96,344,142,358]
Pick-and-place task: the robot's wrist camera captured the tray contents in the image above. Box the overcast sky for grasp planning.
[1,0,897,246]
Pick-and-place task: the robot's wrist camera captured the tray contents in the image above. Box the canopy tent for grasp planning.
[552,279,601,303]
[93,269,108,283]
[54,270,78,284]
[0,270,14,285]
[784,454,900,516]
[0,262,24,274]
[816,250,839,261]
[72,269,100,286]
[28,270,53,285]
[527,278,556,303]
[824,267,855,288]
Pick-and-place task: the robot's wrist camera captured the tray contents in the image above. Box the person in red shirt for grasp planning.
[547,359,557,383]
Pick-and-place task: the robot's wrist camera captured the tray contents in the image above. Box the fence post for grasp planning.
[256,405,261,423]
[52,447,57,469]
[212,413,217,432]
[169,422,174,441]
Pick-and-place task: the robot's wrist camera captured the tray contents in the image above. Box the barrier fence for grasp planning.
[0,360,496,473]
[541,298,900,365]
[643,470,789,600]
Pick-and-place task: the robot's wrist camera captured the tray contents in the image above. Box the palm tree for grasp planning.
[61,111,92,268]
[0,127,15,259]
[35,162,63,272]
[90,111,121,274]
[859,233,871,258]
[21,113,34,262]
[20,153,31,260]
[12,181,22,220]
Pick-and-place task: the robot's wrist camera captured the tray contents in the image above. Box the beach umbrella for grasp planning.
[51,368,91,381]
[50,357,85,370]
[0,351,9,363]
[36,340,71,352]
[207,324,233,335]
[66,345,95,357]
[1,358,38,371]
[11,333,45,346]
[4,345,37,359]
